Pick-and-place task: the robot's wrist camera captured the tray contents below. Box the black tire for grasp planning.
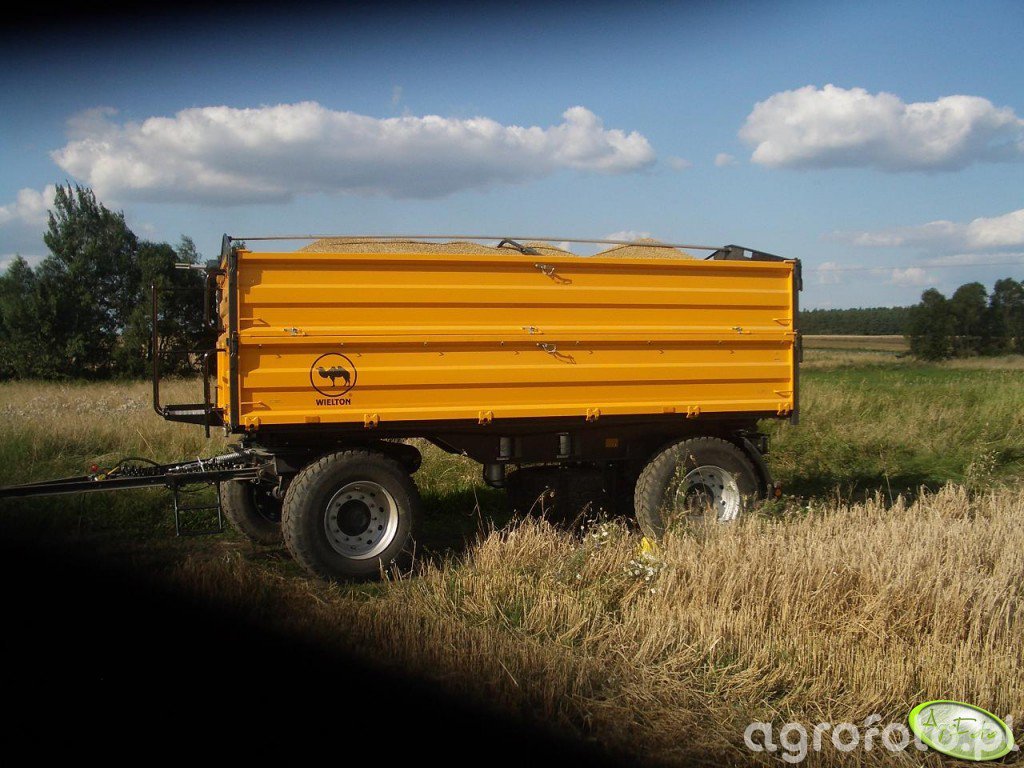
[282,450,419,581]
[220,480,283,545]
[633,437,760,538]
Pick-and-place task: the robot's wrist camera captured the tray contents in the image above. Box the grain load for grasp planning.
[300,238,501,255]
[300,238,581,257]
[594,237,692,259]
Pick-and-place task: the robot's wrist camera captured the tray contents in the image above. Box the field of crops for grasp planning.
[803,334,909,352]
[1,345,1022,765]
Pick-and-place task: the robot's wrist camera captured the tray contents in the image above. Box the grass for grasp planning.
[160,487,1021,767]
[770,364,1024,498]
[1,351,1022,765]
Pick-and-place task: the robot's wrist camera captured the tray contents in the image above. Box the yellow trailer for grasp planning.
[157,234,801,579]
[2,234,799,580]
[216,247,797,431]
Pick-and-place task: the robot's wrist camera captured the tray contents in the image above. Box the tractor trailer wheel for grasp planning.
[220,480,283,545]
[282,450,419,581]
[634,437,759,538]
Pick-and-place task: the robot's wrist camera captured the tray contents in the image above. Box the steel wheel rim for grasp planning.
[250,485,282,524]
[323,481,400,560]
[673,465,741,522]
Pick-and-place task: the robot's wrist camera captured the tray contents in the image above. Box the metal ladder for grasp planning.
[171,481,224,536]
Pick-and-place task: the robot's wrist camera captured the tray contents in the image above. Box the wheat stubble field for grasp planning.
[0,343,1021,766]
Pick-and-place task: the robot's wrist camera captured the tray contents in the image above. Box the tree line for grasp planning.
[801,306,912,335]
[804,281,1024,360]
[0,185,206,379]
[908,280,1024,360]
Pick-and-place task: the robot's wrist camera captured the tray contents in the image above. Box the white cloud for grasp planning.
[605,230,653,242]
[887,267,934,287]
[963,208,1024,248]
[0,185,56,229]
[837,208,1024,251]
[666,155,692,171]
[51,103,656,204]
[714,153,737,167]
[810,262,938,289]
[0,185,56,261]
[740,84,1024,171]
[920,250,1024,267]
[816,261,843,285]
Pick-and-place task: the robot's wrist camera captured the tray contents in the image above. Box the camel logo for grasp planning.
[318,366,349,387]
[310,353,357,398]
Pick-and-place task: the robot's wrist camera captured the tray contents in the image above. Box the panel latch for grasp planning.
[533,263,570,283]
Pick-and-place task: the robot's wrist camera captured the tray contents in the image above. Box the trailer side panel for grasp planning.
[217,251,798,431]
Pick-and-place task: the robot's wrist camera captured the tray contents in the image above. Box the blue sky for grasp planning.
[1,0,1022,308]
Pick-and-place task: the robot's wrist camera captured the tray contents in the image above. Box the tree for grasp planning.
[908,288,954,360]
[39,184,141,376]
[948,282,989,356]
[989,278,1024,354]
[0,256,44,378]
[0,184,206,380]
[117,237,206,377]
